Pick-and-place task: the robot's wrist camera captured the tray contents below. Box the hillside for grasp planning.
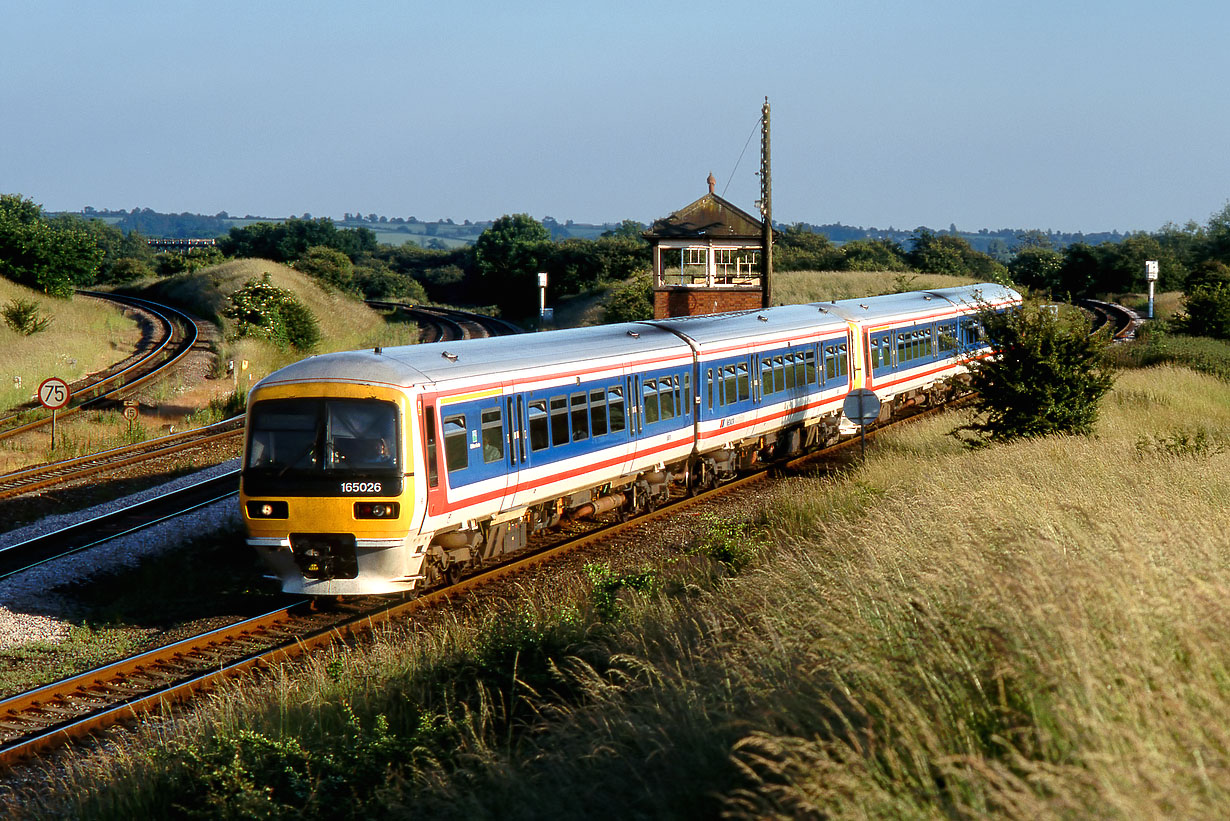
[0,280,141,412]
[0,261,418,473]
[129,258,419,391]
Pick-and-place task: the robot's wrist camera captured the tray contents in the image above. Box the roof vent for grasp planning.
[627,330,640,339]
[442,351,459,362]
[923,295,933,301]
[859,304,869,310]
[757,314,768,322]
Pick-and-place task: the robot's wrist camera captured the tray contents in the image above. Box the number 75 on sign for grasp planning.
[38,377,71,410]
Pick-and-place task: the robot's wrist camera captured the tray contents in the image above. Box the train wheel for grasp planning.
[444,562,463,587]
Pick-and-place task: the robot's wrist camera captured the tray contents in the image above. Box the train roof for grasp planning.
[252,283,1022,394]
[252,321,691,391]
[820,282,1020,324]
[642,303,847,348]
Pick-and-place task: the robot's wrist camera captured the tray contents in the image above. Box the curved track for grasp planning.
[367,301,524,342]
[0,292,201,442]
[1078,298,1141,341]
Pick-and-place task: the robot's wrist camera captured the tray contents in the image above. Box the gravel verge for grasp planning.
[0,459,242,650]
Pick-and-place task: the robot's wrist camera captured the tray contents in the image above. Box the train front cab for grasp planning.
[240,381,426,595]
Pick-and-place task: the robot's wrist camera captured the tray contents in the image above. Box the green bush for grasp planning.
[1175,281,1230,340]
[956,302,1115,444]
[584,563,657,621]
[602,272,653,323]
[2,297,52,335]
[687,515,763,572]
[1112,326,1230,381]
[224,273,320,351]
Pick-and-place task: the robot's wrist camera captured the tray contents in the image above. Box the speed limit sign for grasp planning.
[38,377,70,410]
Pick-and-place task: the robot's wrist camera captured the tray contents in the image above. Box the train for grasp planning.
[240,282,1021,596]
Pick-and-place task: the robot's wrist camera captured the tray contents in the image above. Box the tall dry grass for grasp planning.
[17,367,1230,819]
[773,270,978,304]
[0,281,139,411]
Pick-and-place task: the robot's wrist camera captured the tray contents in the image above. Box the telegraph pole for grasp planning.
[759,96,773,309]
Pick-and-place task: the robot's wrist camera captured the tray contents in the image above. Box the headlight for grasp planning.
[355,502,400,519]
[246,500,288,519]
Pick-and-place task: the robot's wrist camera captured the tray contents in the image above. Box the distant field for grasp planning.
[773,269,978,303]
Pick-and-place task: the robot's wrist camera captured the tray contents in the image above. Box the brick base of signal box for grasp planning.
[653,288,764,319]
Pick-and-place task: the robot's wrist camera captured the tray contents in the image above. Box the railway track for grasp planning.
[0,400,930,771]
[367,301,524,342]
[0,470,239,580]
[0,292,202,443]
[0,417,242,501]
[1078,298,1141,341]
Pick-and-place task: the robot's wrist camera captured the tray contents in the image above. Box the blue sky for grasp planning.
[2,1,1228,234]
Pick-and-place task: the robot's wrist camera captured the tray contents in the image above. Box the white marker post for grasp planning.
[38,376,71,452]
[1145,260,1159,319]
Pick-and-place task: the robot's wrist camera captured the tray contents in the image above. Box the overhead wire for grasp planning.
[722,113,763,198]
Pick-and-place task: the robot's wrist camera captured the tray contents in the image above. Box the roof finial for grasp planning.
[707,171,716,195]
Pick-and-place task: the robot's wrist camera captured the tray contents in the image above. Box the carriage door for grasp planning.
[421,401,447,519]
[620,373,641,475]
[505,393,533,510]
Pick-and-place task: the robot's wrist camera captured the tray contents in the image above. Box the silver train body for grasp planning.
[240,283,1021,595]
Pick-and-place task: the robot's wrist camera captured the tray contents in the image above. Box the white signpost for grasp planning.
[1145,260,1159,319]
[38,376,70,451]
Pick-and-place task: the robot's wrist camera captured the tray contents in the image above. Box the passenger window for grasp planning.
[773,356,785,393]
[608,387,625,432]
[723,365,737,405]
[660,377,676,420]
[528,400,549,451]
[683,373,691,413]
[481,408,503,463]
[571,392,589,441]
[760,359,773,396]
[443,414,467,473]
[838,344,848,377]
[791,354,803,388]
[589,388,607,437]
[706,368,714,411]
[805,349,817,384]
[643,379,660,425]
[550,396,569,446]
[736,363,750,402]
[939,324,957,352]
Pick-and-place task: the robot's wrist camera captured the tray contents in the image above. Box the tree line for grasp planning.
[3,192,1229,340]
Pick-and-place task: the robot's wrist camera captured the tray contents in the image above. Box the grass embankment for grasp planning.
[19,363,1229,819]
[0,261,419,473]
[133,258,420,386]
[0,280,140,412]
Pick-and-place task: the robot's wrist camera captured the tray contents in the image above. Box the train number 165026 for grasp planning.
[341,481,382,494]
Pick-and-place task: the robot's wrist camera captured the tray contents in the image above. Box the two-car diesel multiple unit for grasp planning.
[240,283,1021,596]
